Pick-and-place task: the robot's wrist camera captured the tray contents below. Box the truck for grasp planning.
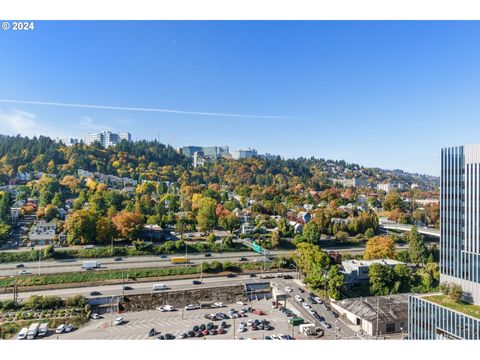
[171,256,187,264]
[82,261,99,270]
[27,322,40,340]
[288,316,304,326]
[37,322,49,337]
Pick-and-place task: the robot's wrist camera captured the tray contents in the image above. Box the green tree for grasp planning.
[303,221,322,243]
[364,228,375,239]
[206,233,216,245]
[64,209,97,245]
[335,231,349,243]
[327,265,345,300]
[0,222,11,244]
[294,243,331,289]
[383,191,403,211]
[196,198,217,233]
[407,227,427,264]
[393,264,415,293]
[368,263,395,296]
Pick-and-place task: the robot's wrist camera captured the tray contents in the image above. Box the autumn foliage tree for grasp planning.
[364,235,396,260]
[112,211,143,241]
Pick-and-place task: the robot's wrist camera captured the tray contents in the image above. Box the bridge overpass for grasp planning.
[379,221,440,238]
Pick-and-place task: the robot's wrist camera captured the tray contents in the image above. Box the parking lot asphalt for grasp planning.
[47,299,311,340]
[271,278,360,340]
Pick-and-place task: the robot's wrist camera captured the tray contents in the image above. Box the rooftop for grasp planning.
[421,294,480,320]
[334,293,409,323]
[342,258,405,272]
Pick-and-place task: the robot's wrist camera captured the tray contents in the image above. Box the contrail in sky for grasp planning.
[0,99,298,120]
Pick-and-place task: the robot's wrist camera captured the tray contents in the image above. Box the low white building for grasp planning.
[341,259,406,284]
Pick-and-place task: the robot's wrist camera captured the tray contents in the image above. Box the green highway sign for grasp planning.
[252,242,262,253]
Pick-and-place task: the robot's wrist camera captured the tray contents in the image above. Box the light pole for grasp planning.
[38,251,41,275]
[185,243,188,269]
[122,268,125,296]
[400,327,404,340]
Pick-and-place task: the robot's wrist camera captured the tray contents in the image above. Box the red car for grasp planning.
[218,328,226,334]
[253,309,264,315]
[202,329,210,336]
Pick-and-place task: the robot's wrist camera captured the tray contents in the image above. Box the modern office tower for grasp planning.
[84,130,132,148]
[408,145,480,340]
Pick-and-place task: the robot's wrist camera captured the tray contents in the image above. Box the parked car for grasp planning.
[148,328,156,337]
[165,333,175,340]
[314,297,323,304]
[185,304,199,311]
[298,287,305,293]
[65,324,75,333]
[285,287,293,292]
[91,313,101,320]
[55,324,66,334]
[294,295,303,302]
[114,317,124,326]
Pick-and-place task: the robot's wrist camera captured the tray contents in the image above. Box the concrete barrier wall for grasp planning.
[119,284,247,312]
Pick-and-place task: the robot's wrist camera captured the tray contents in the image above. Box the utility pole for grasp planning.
[185,243,188,269]
[200,260,203,283]
[38,251,41,275]
[375,298,379,340]
[122,268,125,296]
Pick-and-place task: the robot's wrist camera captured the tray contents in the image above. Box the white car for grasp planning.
[302,302,312,310]
[17,327,28,340]
[55,324,66,334]
[278,334,288,340]
[294,295,303,302]
[91,313,101,320]
[270,334,280,340]
[214,302,224,308]
[18,269,31,275]
[308,308,317,315]
[285,287,292,292]
[236,301,245,305]
[185,304,198,311]
[114,317,124,326]
[65,324,75,333]
[314,297,323,304]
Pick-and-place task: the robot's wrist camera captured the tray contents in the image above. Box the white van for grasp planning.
[17,327,28,340]
[152,283,168,291]
[114,317,124,326]
[38,323,49,337]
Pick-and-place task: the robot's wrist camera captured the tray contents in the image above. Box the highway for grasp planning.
[0,242,423,277]
[0,272,294,302]
[0,250,294,277]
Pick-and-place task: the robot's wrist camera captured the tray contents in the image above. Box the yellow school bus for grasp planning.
[171,256,187,264]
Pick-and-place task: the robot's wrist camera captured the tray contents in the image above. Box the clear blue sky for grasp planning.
[1,21,480,176]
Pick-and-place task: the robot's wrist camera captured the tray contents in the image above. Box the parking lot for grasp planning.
[48,298,314,340]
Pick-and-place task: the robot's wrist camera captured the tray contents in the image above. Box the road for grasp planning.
[0,242,421,277]
[0,250,293,277]
[0,272,295,302]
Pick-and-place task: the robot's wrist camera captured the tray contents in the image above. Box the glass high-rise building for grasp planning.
[408,145,480,340]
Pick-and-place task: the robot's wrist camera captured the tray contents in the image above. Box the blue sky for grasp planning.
[1,21,480,176]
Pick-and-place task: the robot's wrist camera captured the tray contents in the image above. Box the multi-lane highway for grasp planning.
[0,250,293,277]
[0,272,294,302]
